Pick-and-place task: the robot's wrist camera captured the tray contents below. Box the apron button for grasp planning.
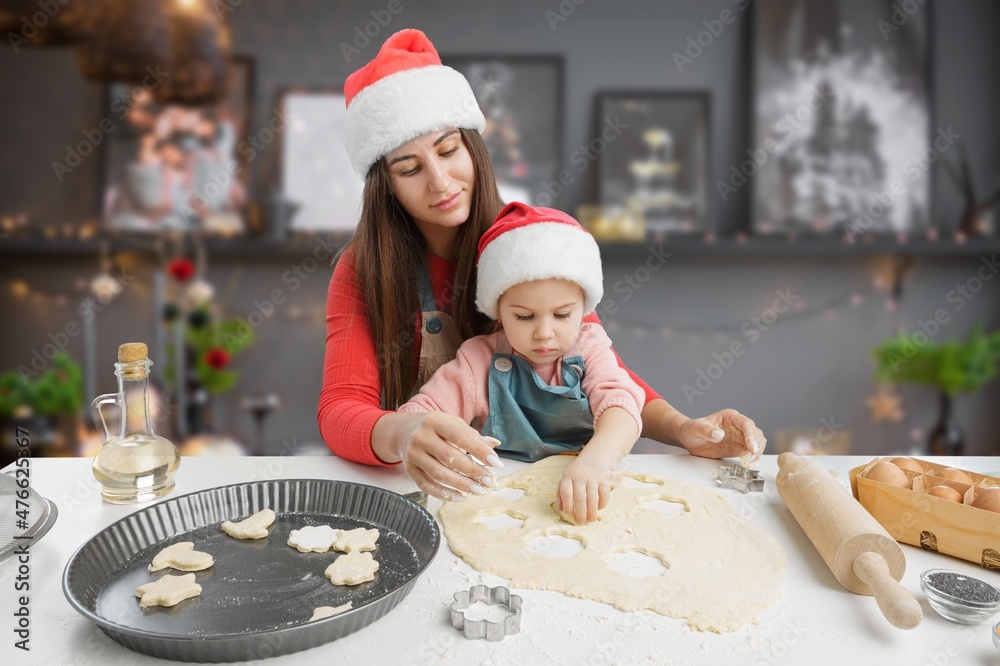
[425,317,442,334]
[494,357,512,372]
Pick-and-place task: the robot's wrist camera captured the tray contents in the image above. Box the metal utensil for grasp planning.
[63,479,440,662]
[0,471,58,567]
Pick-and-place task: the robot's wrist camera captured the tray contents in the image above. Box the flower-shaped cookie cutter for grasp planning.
[449,585,522,641]
[716,463,764,494]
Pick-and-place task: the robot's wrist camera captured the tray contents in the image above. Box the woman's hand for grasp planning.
[557,457,612,524]
[676,408,766,463]
[387,411,503,502]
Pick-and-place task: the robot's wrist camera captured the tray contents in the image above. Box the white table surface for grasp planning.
[2,453,999,665]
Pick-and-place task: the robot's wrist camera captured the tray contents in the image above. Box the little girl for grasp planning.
[399,202,644,524]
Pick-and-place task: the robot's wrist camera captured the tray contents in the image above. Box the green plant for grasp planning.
[871,324,1000,396]
[166,314,255,395]
[0,352,83,419]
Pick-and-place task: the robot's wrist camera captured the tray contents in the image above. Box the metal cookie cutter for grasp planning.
[450,585,522,641]
[716,464,764,494]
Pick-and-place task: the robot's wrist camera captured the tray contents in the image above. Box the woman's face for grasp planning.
[498,279,585,365]
[385,129,475,246]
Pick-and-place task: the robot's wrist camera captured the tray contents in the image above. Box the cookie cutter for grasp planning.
[450,585,522,641]
[716,463,764,494]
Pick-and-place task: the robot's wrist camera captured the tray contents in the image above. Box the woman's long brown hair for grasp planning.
[345,129,504,410]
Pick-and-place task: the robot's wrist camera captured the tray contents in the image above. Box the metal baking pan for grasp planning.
[62,479,439,662]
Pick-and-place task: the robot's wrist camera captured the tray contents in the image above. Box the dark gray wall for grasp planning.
[2,0,999,456]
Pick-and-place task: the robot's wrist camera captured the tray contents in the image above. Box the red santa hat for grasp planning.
[343,29,486,179]
[475,202,604,320]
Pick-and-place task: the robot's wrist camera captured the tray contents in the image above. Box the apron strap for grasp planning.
[416,260,437,313]
[495,332,514,355]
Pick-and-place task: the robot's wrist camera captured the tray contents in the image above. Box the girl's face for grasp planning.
[498,279,585,365]
[385,129,475,252]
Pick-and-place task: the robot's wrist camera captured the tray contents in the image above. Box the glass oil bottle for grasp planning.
[92,342,180,503]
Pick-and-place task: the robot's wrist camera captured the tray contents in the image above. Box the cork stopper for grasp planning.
[118,343,148,363]
[117,343,150,379]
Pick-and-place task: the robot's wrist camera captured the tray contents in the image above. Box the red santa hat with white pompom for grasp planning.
[342,29,486,179]
[475,202,604,320]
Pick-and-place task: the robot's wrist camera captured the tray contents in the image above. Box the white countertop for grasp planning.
[2,453,999,665]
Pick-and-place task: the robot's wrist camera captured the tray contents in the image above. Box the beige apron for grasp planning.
[414,263,464,388]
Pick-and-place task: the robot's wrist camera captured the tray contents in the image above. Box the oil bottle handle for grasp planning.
[91,393,121,442]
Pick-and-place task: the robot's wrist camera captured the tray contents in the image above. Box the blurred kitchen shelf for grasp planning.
[2,234,1000,261]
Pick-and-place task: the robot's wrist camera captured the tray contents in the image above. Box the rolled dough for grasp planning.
[439,456,785,633]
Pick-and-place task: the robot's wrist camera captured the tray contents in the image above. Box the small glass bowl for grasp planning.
[920,569,1000,625]
[993,620,1000,655]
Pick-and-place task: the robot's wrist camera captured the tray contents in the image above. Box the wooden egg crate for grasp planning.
[849,457,1000,570]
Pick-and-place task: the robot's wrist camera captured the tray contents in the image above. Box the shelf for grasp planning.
[597,235,1000,259]
[2,234,999,261]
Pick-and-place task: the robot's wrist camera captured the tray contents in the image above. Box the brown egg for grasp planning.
[935,467,973,485]
[971,488,1000,513]
[866,461,910,488]
[928,485,963,503]
[890,457,924,474]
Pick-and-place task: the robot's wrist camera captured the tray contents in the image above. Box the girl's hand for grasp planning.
[557,457,611,524]
[677,409,766,463]
[394,411,502,502]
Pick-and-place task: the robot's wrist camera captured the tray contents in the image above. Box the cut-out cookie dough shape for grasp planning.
[136,573,202,608]
[309,602,353,621]
[221,509,275,539]
[333,527,379,553]
[148,542,214,572]
[440,456,786,633]
[288,525,341,553]
[325,551,379,585]
[550,501,601,526]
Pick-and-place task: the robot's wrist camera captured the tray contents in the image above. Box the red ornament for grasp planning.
[204,348,230,369]
[167,258,196,283]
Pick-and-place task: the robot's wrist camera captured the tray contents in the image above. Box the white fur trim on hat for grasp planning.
[475,223,604,320]
[343,65,486,179]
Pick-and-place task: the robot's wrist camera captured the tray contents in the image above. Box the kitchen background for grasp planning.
[1,0,999,464]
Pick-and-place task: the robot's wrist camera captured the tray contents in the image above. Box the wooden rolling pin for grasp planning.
[776,453,921,629]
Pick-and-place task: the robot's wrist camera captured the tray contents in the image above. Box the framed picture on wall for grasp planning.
[441,55,563,207]
[100,57,254,234]
[594,90,710,235]
[752,0,933,236]
[277,88,363,234]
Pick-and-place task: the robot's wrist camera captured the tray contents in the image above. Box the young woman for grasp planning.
[318,29,765,501]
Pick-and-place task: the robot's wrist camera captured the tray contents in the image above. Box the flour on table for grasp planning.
[148,542,214,572]
[325,551,379,585]
[439,456,785,633]
[309,602,353,621]
[136,573,202,608]
[221,509,275,539]
[333,527,379,553]
[288,525,341,553]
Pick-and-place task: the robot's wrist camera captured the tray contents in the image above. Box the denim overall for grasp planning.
[480,333,595,462]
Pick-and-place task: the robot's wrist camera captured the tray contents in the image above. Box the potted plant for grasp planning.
[0,352,83,463]
[871,324,1000,455]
